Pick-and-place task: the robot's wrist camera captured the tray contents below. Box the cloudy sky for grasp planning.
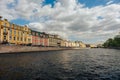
[0,0,120,44]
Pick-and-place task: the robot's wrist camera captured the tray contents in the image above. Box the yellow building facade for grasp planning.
[0,17,32,45]
[79,42,86,48]
[75,41,86,48]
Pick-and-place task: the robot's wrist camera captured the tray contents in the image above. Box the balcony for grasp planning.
[1,25,7,28]
[2,40,8,44]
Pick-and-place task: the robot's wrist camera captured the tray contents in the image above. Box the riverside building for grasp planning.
[31,30,49,47]
[0,16,32,45]
[0,16,86,48]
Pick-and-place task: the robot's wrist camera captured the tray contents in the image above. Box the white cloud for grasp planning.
[107,0,113,5]
[28,22,44,31]
[0,0,120,43]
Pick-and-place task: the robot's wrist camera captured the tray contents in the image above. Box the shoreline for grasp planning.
[1,45,119,54]
[0,48,69,54]
[0,45,86,54]
[102,47,120,50]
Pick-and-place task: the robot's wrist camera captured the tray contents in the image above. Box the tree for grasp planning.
[103,34,120,48]
[113,36,120,47]
[103,38,113,47]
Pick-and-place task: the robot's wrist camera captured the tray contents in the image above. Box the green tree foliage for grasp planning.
[103,35,120,48]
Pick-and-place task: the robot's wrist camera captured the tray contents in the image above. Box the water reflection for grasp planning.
[0,49,120,80]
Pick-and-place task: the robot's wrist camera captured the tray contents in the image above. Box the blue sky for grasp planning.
[42,0,57,7]
[42,0,120,8]
[11,18,30,25]
[78,0,120,8]
[0,0,120,43]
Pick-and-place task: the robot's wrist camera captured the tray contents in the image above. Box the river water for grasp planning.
[0,48,120,80]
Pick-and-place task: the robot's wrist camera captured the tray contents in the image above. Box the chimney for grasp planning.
[0,16,2,20]
[4,19,8,21]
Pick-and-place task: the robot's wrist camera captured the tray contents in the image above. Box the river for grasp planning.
[0,48,120,80]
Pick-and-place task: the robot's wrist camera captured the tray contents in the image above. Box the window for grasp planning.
[14,31,16,35]
[10,29,12,34]
[32,32,35,35]
[4,36,6,40]
[23,32,24,35]
[18,31,19,35]
[14,37,15,40]
[3,28,6,32]
[25,38,26,42]
[28,39,31,42]
[9,36,12,40]
[36,33,38,36]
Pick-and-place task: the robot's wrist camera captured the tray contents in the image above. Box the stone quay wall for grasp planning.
[0,45,72,53]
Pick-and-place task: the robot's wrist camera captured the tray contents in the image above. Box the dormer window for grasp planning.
[4,23,7,26]
[4,19,8,21]
[10,23,12,28]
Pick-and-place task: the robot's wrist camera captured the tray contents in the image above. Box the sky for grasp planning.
[0,0,120,44]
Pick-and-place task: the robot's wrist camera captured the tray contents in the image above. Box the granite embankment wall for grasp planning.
[0,45,71,53]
